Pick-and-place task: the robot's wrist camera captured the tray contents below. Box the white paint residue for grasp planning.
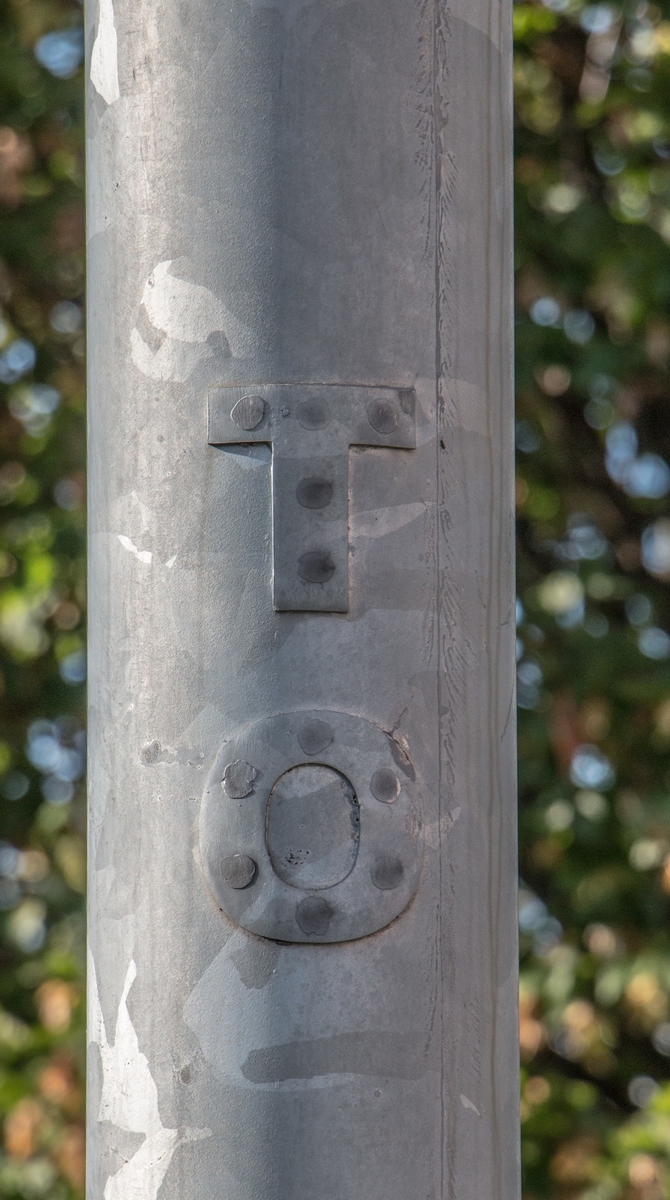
[165,554,177,568]
[118,535,152,564]
[105,1128,181,1200]
[144,260,255,352]
[90,0,120,105]
[89,956,209,1200]
[460,1094,481,1117]
[131,260,256,382]
[130,328,212,385]
[351,503,424,540]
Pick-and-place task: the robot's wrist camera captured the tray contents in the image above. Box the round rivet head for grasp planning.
[296,895,334,936]
[296,477,333,510]
[298,550,335,584]
[222,759,257,799]
[370,768,400,804]
[221,854,257,889]
[367,398,398,435]
[371,855,404,891]
[297,398,329,430]
[231,394,265,431]
[297,719,334,756]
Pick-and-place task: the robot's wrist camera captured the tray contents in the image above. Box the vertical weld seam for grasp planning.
[432,2,445,1198]
[485,4,515,1194]
[484,15,501,1195]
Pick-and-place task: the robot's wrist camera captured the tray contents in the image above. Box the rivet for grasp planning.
[297,718,334,755]
[222,759,258,799]
[297,398,329,430]
[221,853,257,889]
[231,394,265,431]
[367,398,398,435]
[298,550,335,584]
[296,895,334,936]
[296,477,333,510]
[370,768,400,804]
[371,854,404,891]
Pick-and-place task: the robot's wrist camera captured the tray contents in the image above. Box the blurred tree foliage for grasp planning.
[0,0,86,1196]
[516,0,670,1195]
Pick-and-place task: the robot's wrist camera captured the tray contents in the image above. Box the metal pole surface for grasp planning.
[86,1,518,1198]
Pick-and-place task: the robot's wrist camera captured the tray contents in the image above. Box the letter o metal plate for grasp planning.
[199,711,423,943]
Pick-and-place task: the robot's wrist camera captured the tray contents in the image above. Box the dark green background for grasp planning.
[2,0,670,1195]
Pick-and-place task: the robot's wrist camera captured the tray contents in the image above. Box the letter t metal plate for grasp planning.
[208,384,416,612]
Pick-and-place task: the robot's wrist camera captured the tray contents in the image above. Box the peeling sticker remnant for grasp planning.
[118,535,152,564]
[90,0,120,105]
[88,956,209,1200]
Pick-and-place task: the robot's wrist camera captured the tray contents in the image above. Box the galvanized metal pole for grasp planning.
[86,2,518,1198]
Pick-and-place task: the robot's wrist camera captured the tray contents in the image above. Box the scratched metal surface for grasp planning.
[86,1,518,1198]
